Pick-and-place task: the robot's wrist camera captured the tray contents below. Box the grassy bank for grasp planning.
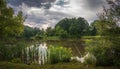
[45,36,100,41]
[0,62,119,69]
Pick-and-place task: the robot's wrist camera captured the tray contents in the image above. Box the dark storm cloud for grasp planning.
[7,0,108,29]
[25,8,73,27]
[7,0,55,8]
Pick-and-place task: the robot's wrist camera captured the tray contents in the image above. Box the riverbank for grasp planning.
[44,36,100,41]
[0,62,119,69]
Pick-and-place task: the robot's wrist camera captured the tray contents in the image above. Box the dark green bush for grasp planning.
[48,46,73,64]
[0,41,27,61]
[85,38,114,66]
[11,58,22,63]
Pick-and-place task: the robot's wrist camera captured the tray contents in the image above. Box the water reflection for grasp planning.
[22,42,48,65]
[38,43,47,65]
[46,40,85,57]
[22,40,85,65]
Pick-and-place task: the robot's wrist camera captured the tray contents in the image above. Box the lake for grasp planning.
[46,40,85,57]
[22,39,86,65]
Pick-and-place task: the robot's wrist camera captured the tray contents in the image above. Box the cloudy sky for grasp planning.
[8,0,108,29]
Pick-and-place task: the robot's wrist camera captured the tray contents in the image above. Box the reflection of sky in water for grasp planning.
[24,42,48,65]
[23,41,96,65]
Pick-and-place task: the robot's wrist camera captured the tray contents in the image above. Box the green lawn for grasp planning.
[0,62,119,69]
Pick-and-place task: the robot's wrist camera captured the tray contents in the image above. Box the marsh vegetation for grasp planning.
[0,0,120,69]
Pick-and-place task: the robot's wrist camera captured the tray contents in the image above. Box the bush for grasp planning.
[85,38,114,66]
[48,46,73,64]
[11,58,22,63]
[59,31,68,39]
[0,45,14,61]
[0,41,27,61]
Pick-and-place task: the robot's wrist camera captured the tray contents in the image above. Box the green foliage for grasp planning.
[0,0,24,40]
[46,17,97,38]
[0,0,6,8]
[92,0,120,66]
[85,0,120,66]
[82,36,101,40]
[0,41,27,61]
[0,45,13,60]
[54,17,89,38]
[48,46,73,64]
[54,26,68,39]
[46,27,55,36]
[59,30,68,39]
[46,36,59,41]
[22,26,45,40]
[96,0,120,36]
[85,38,115,66]
[21,45,73,64]
[11,58,22,63]
[90,20,99,35]
[0,62,118,69]
[107,37,120,66]
[34,34,43,40]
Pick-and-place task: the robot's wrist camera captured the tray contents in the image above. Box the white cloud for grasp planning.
[8,0,108,29]
[49,0,106,22]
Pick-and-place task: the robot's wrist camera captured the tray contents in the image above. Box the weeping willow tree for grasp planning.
[0,0,24,41]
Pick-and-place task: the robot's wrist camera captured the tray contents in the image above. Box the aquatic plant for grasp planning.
[22,43,73,65]
[48,46,73,64]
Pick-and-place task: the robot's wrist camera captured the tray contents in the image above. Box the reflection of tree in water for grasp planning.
[46,40,85,57]
[38,43,47,65]
[23,43,48,65]
[22,41,85,65]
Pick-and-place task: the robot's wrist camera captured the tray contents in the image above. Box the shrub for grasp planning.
[85,38,114,66]
[11,58,22,63]
[0,41,27,61]
[48,46,73,64]
[0,45,15,61]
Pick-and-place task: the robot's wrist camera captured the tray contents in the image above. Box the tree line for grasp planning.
[46,17,97,39]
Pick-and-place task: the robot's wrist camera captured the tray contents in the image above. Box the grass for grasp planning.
[45,36,82,41]
[82,36,101,39]
[46,36,60,41]
[48,46,72,64]
[0,62,119,69]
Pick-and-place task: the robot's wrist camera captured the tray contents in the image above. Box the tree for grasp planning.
[97,0,120,35]
[55,17,89,38]
[86,0,120,66]
[90,20,100,35]
[22,26,45,40]
[46,27,55,36]
[100,0,120,66]
[0,0,24,40]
